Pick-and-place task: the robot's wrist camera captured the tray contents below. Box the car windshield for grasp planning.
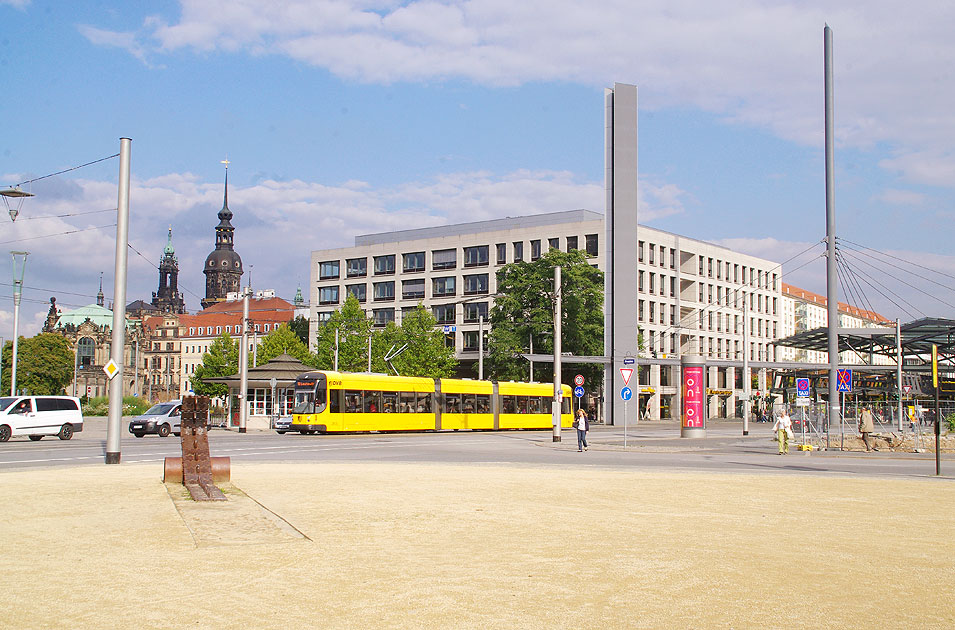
[144,403,176,416]
[0,397,19,412]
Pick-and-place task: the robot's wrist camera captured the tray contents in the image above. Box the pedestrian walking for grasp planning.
[859,405,877,451]
[574,408,589,452]
[773,408,793,455]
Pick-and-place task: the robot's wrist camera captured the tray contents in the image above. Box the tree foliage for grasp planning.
[0,333,74,395]
[314,294,374,372]
[288,315,310,347]
[191,332,238,397]
[485,249,605,387]
[379,304,457,378]
[254,323,316,367]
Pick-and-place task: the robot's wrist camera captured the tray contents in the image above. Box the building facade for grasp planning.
[308,209,784,420]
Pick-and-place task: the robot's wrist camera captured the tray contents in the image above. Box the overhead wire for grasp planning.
[11,153,119,188]
[838,237,955,297]
[12,207,116,221]
[839,236,955,284]
[0,224,116,245]
[839,247,955,311]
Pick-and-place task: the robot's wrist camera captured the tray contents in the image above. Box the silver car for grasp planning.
[128,400,182,438]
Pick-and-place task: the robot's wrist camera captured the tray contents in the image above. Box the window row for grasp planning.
[187,323,277,336]
[318,274,490,305]
[319,235,599,280]
[696,256,779,291]
[637,241,677,269]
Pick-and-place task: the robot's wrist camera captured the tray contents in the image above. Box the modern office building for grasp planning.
[308,209,783,420]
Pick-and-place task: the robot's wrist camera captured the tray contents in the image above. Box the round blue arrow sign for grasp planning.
[574,386,584,398]
[621,387,633,401]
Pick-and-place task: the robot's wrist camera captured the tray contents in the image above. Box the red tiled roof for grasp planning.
[782,282,891,324]
[197,296,293,315]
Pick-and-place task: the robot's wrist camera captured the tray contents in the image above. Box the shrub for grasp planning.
[81,395,151,417]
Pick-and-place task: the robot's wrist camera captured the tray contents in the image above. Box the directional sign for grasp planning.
[442,325,456,333]
[836,368,852,393]
[795,397,810,407]
[103,359,119,380]
[574,386,585,398]
[620,367,634,386]
[795,378,810,397]
[623,358,635,365]
[621,387,633,401]
[574,374,584,386]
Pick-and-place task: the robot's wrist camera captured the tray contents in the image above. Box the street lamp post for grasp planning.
[9,251,29,396]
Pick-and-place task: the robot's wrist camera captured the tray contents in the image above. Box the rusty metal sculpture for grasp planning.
[163,396,229,501]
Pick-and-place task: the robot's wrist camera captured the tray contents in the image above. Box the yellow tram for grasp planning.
[291,371,573,434]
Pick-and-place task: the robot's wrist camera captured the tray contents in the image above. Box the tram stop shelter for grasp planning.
[206,353,312,431]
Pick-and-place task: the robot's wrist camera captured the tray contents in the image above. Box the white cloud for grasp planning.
[0,0,30,9]
[77,25,151,65]
[873,188,926,206]
[78,1,955,187]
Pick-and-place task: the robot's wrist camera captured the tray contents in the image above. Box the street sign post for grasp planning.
[796,378,810,397]
[620,368,633,386]
[574,386,584,398]
[574,374,584,386]
[103,359,119,381]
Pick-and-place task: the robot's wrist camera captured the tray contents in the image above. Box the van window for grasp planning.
[10,399,32,414]
[59,398,79,411]
[0,397,18,412]
[36,398,59,412]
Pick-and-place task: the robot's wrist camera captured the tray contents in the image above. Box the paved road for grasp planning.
[1,417,950,479]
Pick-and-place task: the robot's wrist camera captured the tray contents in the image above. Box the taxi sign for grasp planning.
[103,359,119,380]
[795,378,810,397]
[836,368,852,393]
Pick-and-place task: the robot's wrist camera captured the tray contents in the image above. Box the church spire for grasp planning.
[164,225,175,255]
[96,272,104,307]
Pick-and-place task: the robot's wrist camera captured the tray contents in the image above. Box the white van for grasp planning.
[0,396,85,442]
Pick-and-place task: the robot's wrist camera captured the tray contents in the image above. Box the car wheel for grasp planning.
[299,429,309,435]
[29,435,43,441]
[276,430,287,434]
[58,424,74,440]
[133,433,145,438]
[0,425,9,442]
[158,424,170,437]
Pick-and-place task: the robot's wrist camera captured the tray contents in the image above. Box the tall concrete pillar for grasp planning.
[604,83,640,426]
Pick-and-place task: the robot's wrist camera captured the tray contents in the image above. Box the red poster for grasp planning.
[683,366,704,428]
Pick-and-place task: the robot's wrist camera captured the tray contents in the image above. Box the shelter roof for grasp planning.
[205,353,311,388]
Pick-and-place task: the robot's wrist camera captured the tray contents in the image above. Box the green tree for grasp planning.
[191,331,239,397]
[254,323,316,367]
[0,333,74,395]
[379,304,457,378]
[288,315,310,347]
[314,294,374,371]
[485,249,605,387]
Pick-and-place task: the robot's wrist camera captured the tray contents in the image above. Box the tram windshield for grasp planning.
[293,374,327,414]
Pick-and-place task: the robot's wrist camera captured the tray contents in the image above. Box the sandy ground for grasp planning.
[1,462,953,629]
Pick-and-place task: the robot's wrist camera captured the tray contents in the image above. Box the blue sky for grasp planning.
[2,0,954,341]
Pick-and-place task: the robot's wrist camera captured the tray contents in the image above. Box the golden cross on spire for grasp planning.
[221,158,231,169]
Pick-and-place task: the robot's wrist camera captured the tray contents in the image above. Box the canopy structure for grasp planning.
[775,317,955,372]
[206,353,312,389]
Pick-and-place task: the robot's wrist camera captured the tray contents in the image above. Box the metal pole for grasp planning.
[105,137,131,465]
[824,25,840,451]
[9,251,28,396]
[252,330,258,366]
[334,327,339,372]
[367,333,372,372]
[529,334,534,382]
[896,319,903,432]
[133,335,139,397]
[935,379,941,476]
[552,266,562,443]
[238,288,250,433]
[742,297,750,435]
[72,338,79,397]
[478,315,484,380]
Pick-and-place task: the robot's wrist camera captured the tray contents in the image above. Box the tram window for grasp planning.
[382,391,398,413]
[477,394,490,413]
[527,396,541,414]
[329,390,341,413]
[344,390,362,413]
[502,396,516,414]
[364,391,381,413]
[516,397,528,414]
[399,391,416,413]
[444,393,461,413]
[416,392,432,413]
[461,394,475,413]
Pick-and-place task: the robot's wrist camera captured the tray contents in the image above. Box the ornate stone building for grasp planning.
[201,167,243,310]
[151,227,186,314]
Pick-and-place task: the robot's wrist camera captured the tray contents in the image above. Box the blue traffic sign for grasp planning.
[442,325,456,333]
[621,387,633,401]
[623,358,635,365]
[574,386,585,398]
[836,369,853,393]
[795,378,810,397]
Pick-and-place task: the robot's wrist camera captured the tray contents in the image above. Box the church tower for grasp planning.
[152,227,186,313]
[201,162,244,310]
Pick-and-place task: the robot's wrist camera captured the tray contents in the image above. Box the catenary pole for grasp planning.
[552,266,562,443]
[478,315,484,380]
[238,288,250,433]
[824,25,840,447]
[896,319,903,432]
[742,297,750,435]
[105,137,131,464]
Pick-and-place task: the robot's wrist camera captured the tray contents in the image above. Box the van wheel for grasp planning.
[29,435,43,441]
[133,433,145,438]
[299,430,309,435]
[58,424,74,440]
[158,424,170,437]
[173,432,180,437]
[0,425,8,442]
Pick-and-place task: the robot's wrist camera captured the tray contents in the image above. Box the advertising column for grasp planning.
[681,353,706,438]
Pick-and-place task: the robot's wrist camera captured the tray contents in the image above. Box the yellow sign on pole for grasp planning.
[932,344,938,389]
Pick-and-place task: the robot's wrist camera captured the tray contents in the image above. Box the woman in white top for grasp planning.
[772,409,793,455]
[575,408,589,452]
